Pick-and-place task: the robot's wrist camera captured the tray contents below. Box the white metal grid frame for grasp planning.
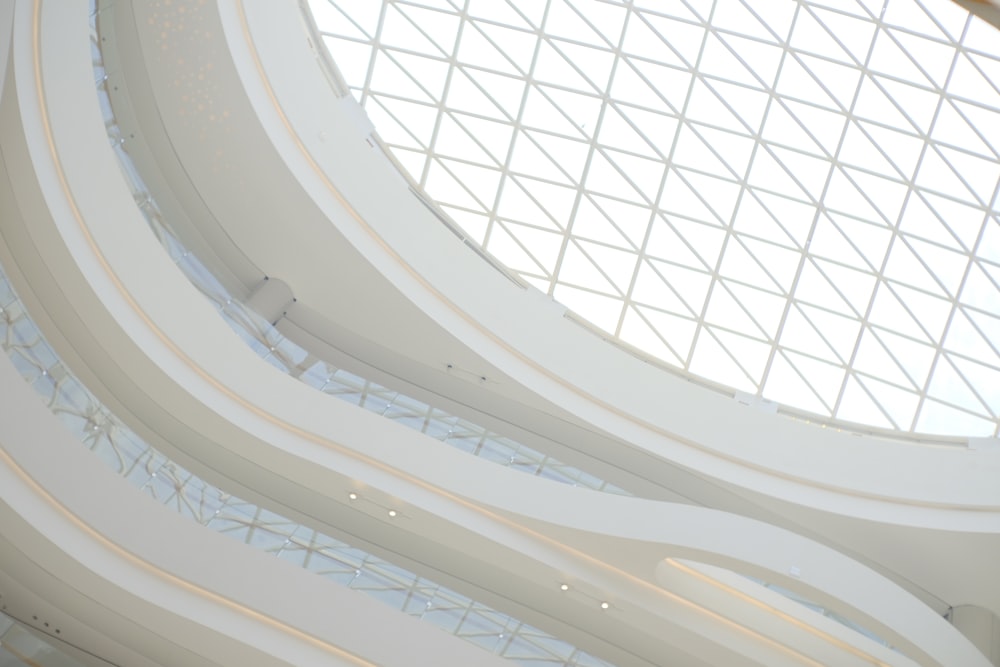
[313,0,1000,437]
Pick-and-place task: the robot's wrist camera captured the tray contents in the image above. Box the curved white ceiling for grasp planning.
[312,0,1000,437]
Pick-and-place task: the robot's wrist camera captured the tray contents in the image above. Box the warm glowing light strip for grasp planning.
[665,559,894,667]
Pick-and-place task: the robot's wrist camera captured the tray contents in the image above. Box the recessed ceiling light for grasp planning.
[388,509,398,518]
[347,492,358,500]
[559,583,570,591]
[600,601,610,610]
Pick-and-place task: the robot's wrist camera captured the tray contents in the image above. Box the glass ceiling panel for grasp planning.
[312,0,1000,437]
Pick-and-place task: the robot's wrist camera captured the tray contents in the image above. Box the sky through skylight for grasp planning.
[311,0,1000,437]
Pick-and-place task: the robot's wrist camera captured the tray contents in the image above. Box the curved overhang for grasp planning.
[0,0,996,666]
[106,0,1000,516]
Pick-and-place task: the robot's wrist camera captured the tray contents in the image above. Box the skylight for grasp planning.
[311,0,1000,437]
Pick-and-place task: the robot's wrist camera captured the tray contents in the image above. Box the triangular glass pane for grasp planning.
[837,375,894,428]
[509,131,574,185]
[641,13,706,67]
[853,328,915,389]
[631,260,700,316]
[765,351,834,415]
[590,195,652,248]
[712,0,776,42]
[884,235,945,295]
[545,0,610,47]
[586,150,644,202]
[878,76,939,133]
[892,282,952,341]
[712,327,770,382]
[945,309,1000,369]
[855,374,919,429]
[577,240,638,293]
[951,100,1000,158]
[700,32,760,88]
[571,196,634,249]
[558,241,618,295]
[791,7,854,63]
[753,192,816,248]
[497,176,562,230]
[673,125,734,177]
[525,130,590,183]
[916,399,995,436]
[858,121,924,179]
[515,176,578,224]
[824,168,882,221]
[740,237,801,293]
[932,101,995,159]
[425,159,487,211]
[434,115,496,165]
[660,169,720,223]
[452,113,515,163]
[960,263,1000,313]
[441,204,488,243]
[603,148,665,204]
[809,6,877,64]
[871,327,937,388]
[646,216,711,269]
[648,259,713,316]
[762,102,825,156]
[687,79,750,134]
[533,40,596,92]
[397,3,462,54]
[690,327,757,391]
[748,147,809,201]
[466,0,534,30]
[868,30,933,85]
[502,221,564,272]
[522,87,585,137]
[600,105,660,159]
[839,122,902,178]
[796,54,862,110]
[576,0,629,46]
[473,21,537,73]
[777,55,839,109]
[950,355,1000,417]
[705,281,765,336]
[844,168,908,224]
[796,303,862,363]
[813,258,877,317]
[719,238,780,292]
[635,304,699,363]
[458,24,521,74]
[794,260,855,317]
[726,280,786,338]
[382,5,448,56]
[732,193,802,249]
[551,40,616,92]
[619,306,686,366]
[488,220,547,274]
[627,59,694,114]
[921,192,986,252]
[447,69,513,120]
[927,356,988,416]
[827,213,892,271]
[780,99,846,155]
[552,283,624,333]
[435,158,501,208]
[935,146,1000,207]
[610,63,677,112]
[779,305,841,364]
[768,146,830,201]
[907,237,968,297]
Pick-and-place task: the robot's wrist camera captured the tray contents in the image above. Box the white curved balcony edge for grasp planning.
[96,0,1000,631]
[0,346,502,667]
[124,0,1000,517]
[0,3,989,665]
